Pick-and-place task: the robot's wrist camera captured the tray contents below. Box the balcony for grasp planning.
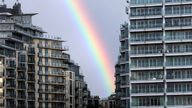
[38,80,65,85]
[131,66,163,71]
[28,69,35,73]
[38,62,68,68]
[130,1,162,8]
[130,53,163,58]
[38,53,69,60]
[167,91,192,96]
[17,85,26,90]
[28,86,35,91]
[119,58,129,64]
[39,71,65,76]
[119,46,128,53]
[28,48,35,55]
[6,94,16,98]
[131,88,164,97]
[17,66,26,71]
[120,92,130,100]
[38,89,65,94]
[165,0,192,6]
[120,81,129,88]
[28,60,35,64]
[38,97,65,102]
[6,62,16,69]
[166,64,192,69]
[6,83,16,88]
[28,96,35,101]
[38,44,68,51]
[28,77,35,82]
[6,73,15,79]
[119,35,128,42]
[130,22,162,32]
[6,104,16,108]
[17,75,26,81]
[18,95,26,99]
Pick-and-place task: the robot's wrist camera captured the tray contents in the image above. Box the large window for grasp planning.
[131,44,162,55]
[131,19,162,29]
[131,32,163,42]
[132,97,164,106]
[131,7,162,16]
[165,17,192,27]
[165,5,192,15]
[167,96,192,105]
[132,83,164,93]
[167,83,192,92]
[167,69,192,79]
[131,58,163,68]
[166,43,192,53]
[166,56,192,66]
[165,30,192,40]
[131,70,164,80]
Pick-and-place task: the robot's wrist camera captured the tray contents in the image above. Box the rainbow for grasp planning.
[63,0,115,94]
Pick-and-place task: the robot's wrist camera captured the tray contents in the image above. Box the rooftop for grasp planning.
[0,0,22,15]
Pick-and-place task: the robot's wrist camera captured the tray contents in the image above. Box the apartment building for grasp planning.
[68,61,91,108]
[65,70,75,108]
[35,38,68,108]
[116,0,192,108]
[0,1,69,108]
[101,94,116,108]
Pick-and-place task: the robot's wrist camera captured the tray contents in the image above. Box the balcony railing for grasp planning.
[38,89,65,93]
[6,83,16,88]
[18,95,26,99]
[17,76,26,80]
[39,71,65,76]
[38,97,65,102]
[6,74,16,78]
[132,88,164,94]
[38,80,65,84]
[28,96,35,100]
[28,86,35,91]
[121,81,129,86]
[38,44,68,51]
[28,77,35,82]
[38,62,68,68]
[17,85,26,89]
[6,94,16,98]
[38,53,69,59]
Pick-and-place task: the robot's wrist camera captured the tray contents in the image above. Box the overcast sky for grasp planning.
[5,0,127,97]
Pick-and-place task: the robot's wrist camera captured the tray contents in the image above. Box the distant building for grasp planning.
[87,96,101,108]
[101,94,116,108]
[82,83,91,108]
[65,70,75,108]
[69,61,91,108]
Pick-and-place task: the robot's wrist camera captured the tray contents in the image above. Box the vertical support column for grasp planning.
[127,0,131,108]
[162,0,167,108]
